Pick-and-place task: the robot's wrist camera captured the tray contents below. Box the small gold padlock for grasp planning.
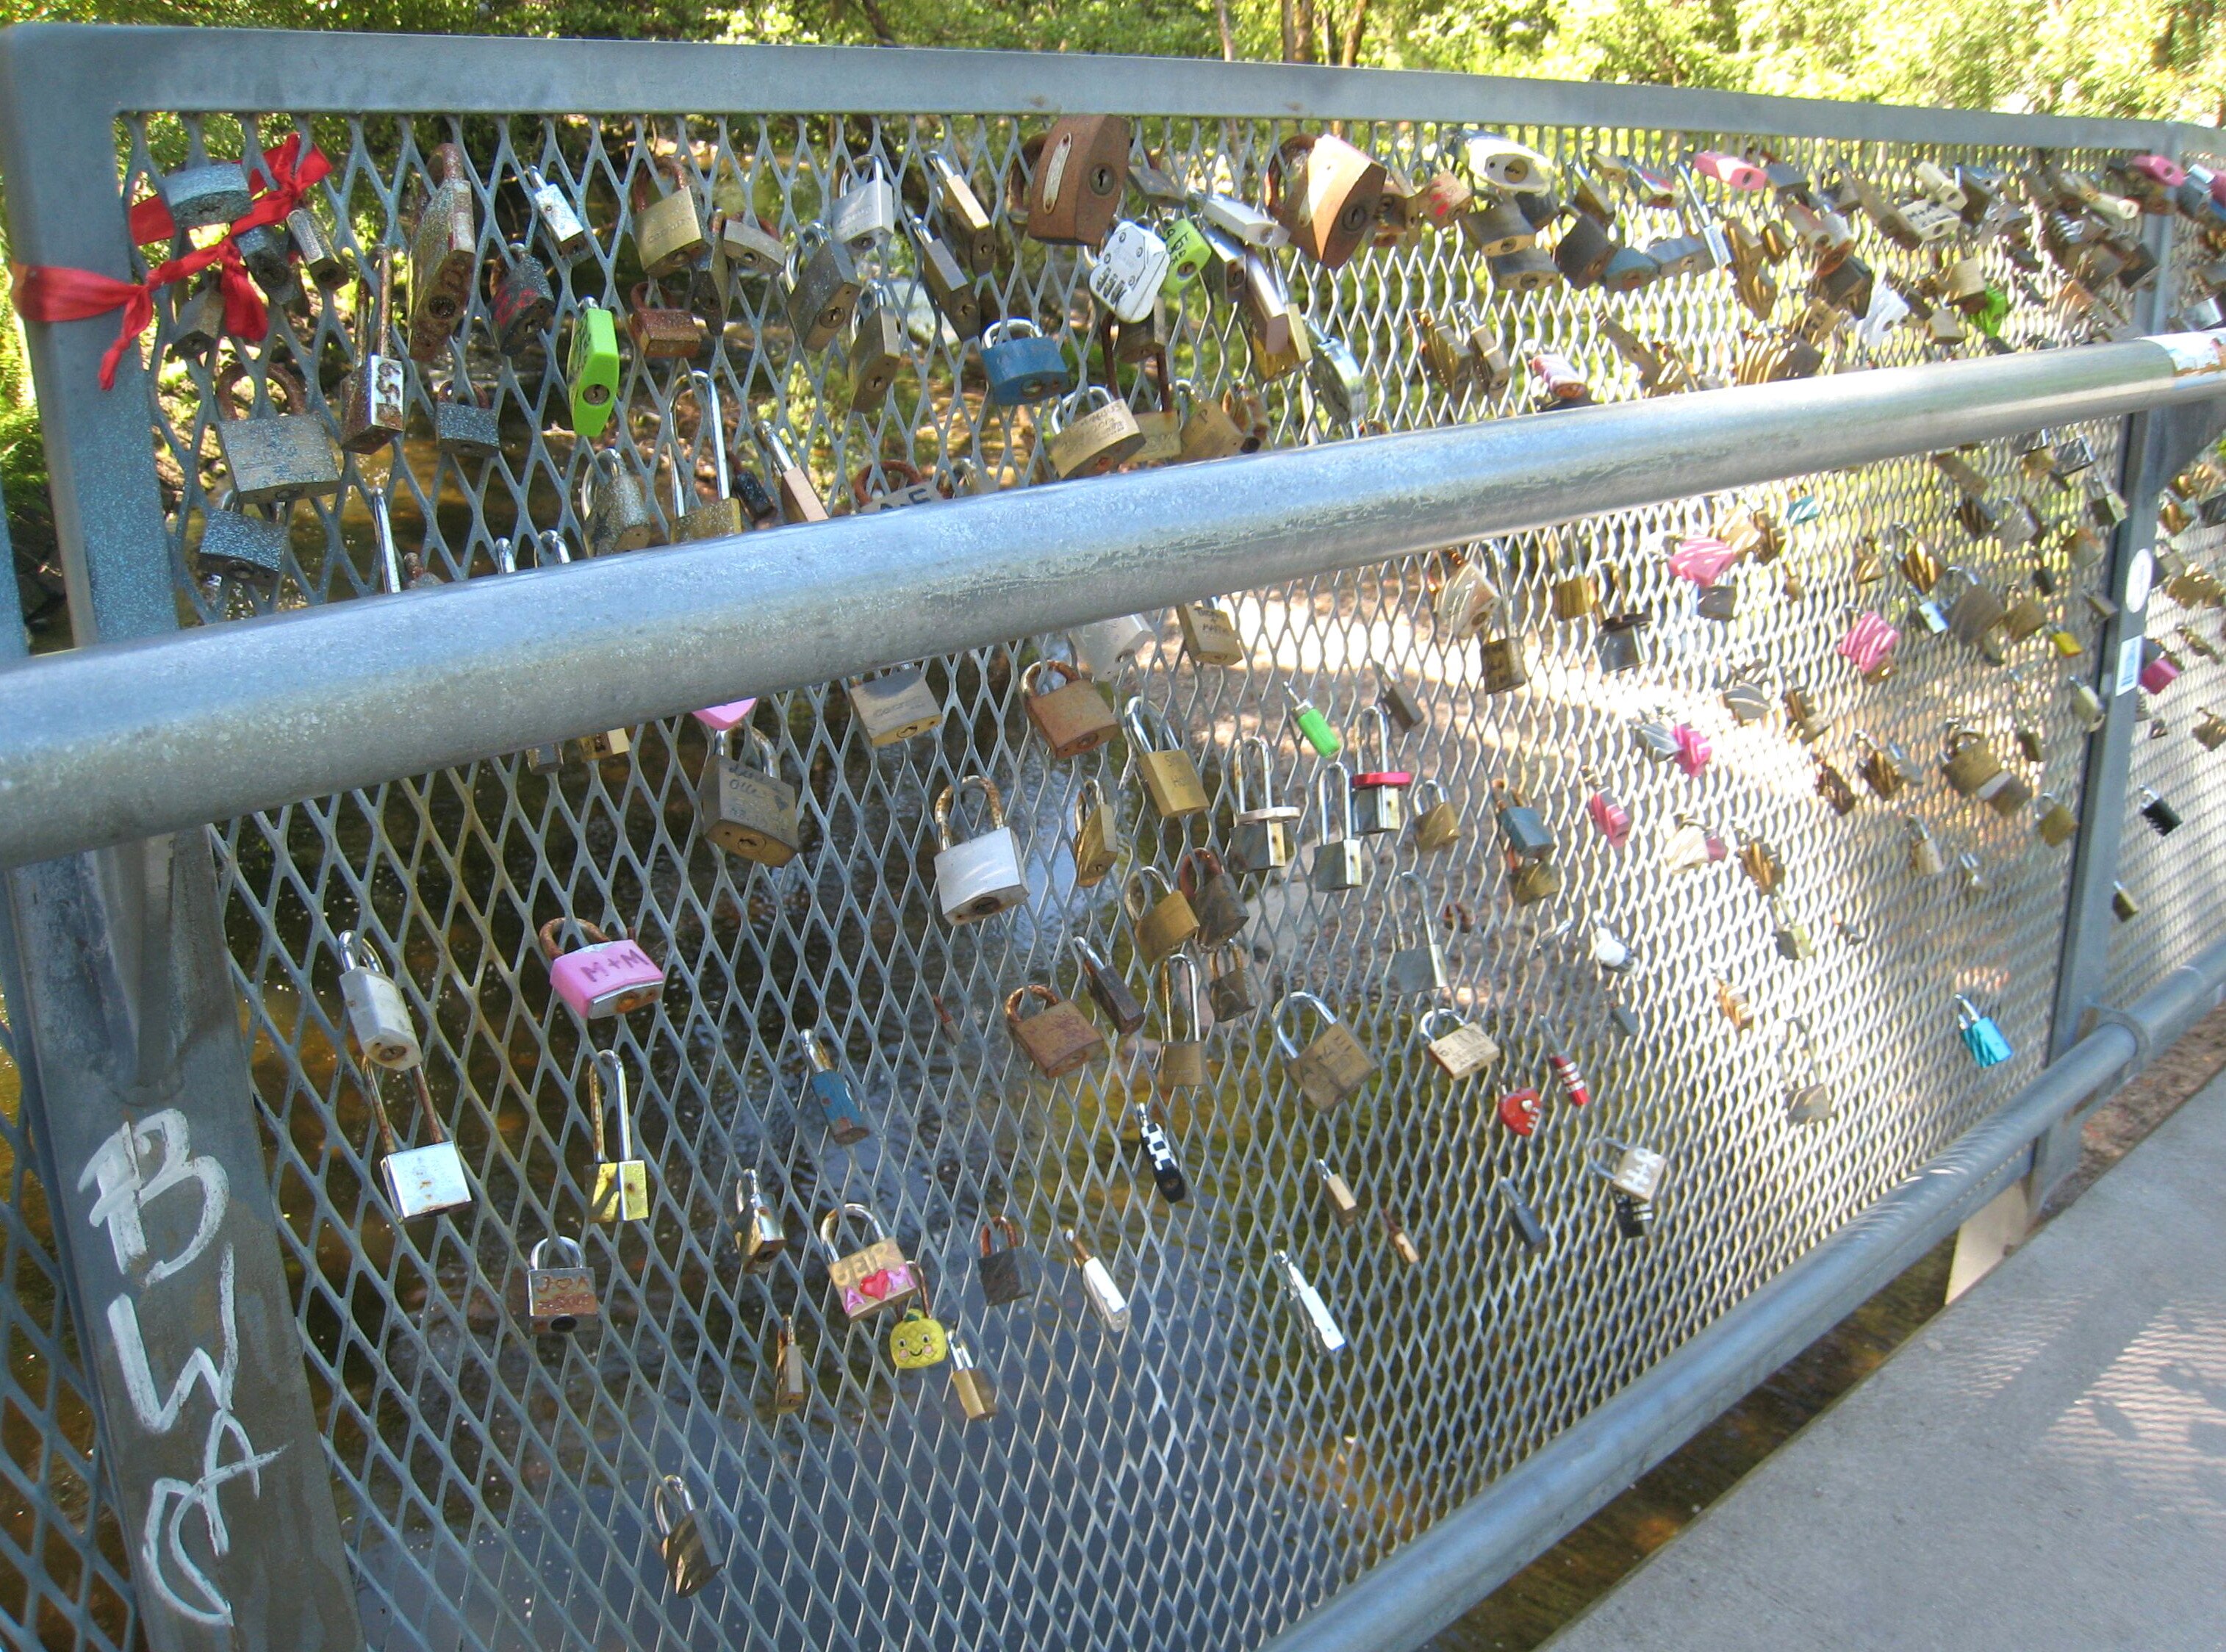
[1509,852,1561,906]
[1071,779,1123,888]
[1125,868,1200,968]
[1480,634,1528,694]
[1276,992,1375,1110]
[1411,780,1462,852]
[2035,792,2078,846]
[2195,707,2226,751]
[1179,601,1249,666]
[1123,697,1208,819]
[1022,659,1119,759]
[587,1050,650,1224]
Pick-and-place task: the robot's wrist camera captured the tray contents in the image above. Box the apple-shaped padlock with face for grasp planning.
[888,1304,950,1370]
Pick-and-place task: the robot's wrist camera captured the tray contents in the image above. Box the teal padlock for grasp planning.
[1162,218,1212,295]
[567,299,621,442]
[1955,995,2013,1068]
[1285,689,1341,759]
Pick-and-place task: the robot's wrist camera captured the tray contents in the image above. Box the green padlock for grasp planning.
[567,298,621,442]
[1162,218,1212,295]
[1286,689,1342,759]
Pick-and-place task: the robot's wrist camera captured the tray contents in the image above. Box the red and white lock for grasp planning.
[1672,722,1712,778]
[1692,151,1767,190]
[1498,1086,1543,1136]
[539,917,665,1020]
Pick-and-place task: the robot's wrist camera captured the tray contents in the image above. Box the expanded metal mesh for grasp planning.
[43,82,2155,1651]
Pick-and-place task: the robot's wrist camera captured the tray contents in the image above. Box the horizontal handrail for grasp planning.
[2,334,2224,869]
[1255,930,2226,1652]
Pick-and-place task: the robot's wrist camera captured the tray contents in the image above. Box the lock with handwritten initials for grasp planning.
[820,1203,921,1321]
[700,726,800,867]
[523,1233,599,1334]
[540,918,664,1020]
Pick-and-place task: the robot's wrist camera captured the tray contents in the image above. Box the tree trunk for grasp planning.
[1216,0,1236,59]
[1338,0,1368,65]
[1282,0,1317,61]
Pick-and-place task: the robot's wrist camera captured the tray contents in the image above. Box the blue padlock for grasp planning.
[1955,995,2013,1069]
[1600,243,1662,293]
[805,1034,873,1144]
[981,318,1074,407]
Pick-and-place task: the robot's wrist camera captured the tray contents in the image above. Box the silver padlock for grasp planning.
[700,726,801,867]
[847,666,943,745]
[1229,734,1300,876]
[1065,1227,1131,1336]
[578,446,658,557]
[523,161,589,259]
[1271,1250,1347,1354]
[338,928,420,1068]
[195,484,292,590]
[522,1233,600,1335]
[829,158,900,254]
[1069,614,1155,678]
[1590,1138,1666,1202]
[1386,871,1448,995]
[370,1066,472,1220]
[933,775,1027,924]
[1312,763,1367,893]
[1088,219,1173,322]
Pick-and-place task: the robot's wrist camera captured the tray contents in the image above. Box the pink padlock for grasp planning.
[1586,783,1632,847]
[1528,350,1588,401]
[2140,642,2182,695]
[1667,535,1739,586]
[2133,154,2188,188]
[539,919,665,1020]
[1837,610,1900,677]
[1692,151,1767,191]
[1672,722,1712,777]
[692,697,758,732]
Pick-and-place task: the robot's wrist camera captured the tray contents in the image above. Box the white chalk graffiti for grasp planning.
[84,1110,281,1631]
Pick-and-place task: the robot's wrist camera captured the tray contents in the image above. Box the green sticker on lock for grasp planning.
[567,301,621,441]
[1970,286,2008,338]
[1161,218,1211,296]
[1287,691,1342,759]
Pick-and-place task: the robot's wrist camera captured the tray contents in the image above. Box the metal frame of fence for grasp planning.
[4,25,2226,1652]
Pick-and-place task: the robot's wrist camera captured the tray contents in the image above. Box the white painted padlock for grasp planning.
[1590,1138,1667,1202]
[340,929,420,1069]
[1088,220,1173,322]
[933,775,1027,924]
[1069,613,1155,678]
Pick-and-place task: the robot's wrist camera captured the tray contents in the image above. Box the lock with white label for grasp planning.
[1271,1249,1348,1354]
[933,776,1027,924]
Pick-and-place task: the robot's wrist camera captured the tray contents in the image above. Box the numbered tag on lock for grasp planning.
[653,1476,723,1599]
[1231,735,1302,875]
[934,776,1027,924]
[1125,868,1200,967]
[819,1202,922,1321]
[587,1049,650,1224]
[1418,1008,1499,1080]
[1088,220,1172,321]
[1071,935,1145,1035]
[848,666,943,746]
[1207,943,1260,1023]
[540,918,664,1020]
[367,1066,473,1220]
[700,727,801,866]
[1387,872,1449,996]
[522,1233,600,1334]
[337,929,420,1069]
[977,1215,1033,1306]
[1071,779,1124,889]
[1271,1250,1348,1354]
[1022,658,1119,758]
[339,253,409,453]
[1312,764,1368,893]
[1276,992,1375,1109]
[1124,697,1208,818]
[1006,984,1108,1079]
[1591,1138,1667,1202]
[1155,956,1208,1097]
[1135,1100,1191,1202]
[1064,1227,1132,1335]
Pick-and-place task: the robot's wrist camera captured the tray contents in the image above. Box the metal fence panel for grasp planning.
[1,29,2208,1652]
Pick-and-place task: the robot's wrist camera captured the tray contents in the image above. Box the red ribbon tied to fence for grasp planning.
[9,135,331,389]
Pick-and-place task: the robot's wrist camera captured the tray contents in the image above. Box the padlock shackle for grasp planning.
[529,1234,586,1270]
[652,1473,697,1535]
[363,1066,402,1158]
[1002,983,1060,1027]
[1233,734,1278,816]
[407,1067,451,1148]
[370,491,403,597]
[1175,848,1226,900]
[1021,658,1082,699]
[539,528,572,567]
[1273,990,1338,1058]
[1121,866,1174,919]
[980,317,1042,349]
[1072,777,1110,842]
[1062,1226,1096,1265]
[1415,1008,1466,1045]
[735,1166,766,1211]
[978,1214,1023,1258]
[816,1199,886,1256]
[538,916,615,961]
[1356,704,1393,768]
[1054,384,1117,430]
[933,774,1006,849]
[591,1048,633,1161]
[1394,869,1432,935]
[336,927,392,979]
[1314,763,1354,841]
[1160,950,1202,1038]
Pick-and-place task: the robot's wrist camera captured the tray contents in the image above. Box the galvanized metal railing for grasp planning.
[3,26,2226,1652]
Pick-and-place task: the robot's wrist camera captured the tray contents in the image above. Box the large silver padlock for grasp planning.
[700,727,801,867]
[339,928,420,1068]
[1386,871,1448,995]
[1230,734,1300,876]
[1313,764,1367,893]
[934,775,1027,924]
[370,1066,472,1221]
[829,158,900,254]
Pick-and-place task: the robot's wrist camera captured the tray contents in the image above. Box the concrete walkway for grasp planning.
[1546,1073,2226,1652]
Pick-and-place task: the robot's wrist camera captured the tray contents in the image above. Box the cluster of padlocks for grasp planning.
[135,113,2226,1600]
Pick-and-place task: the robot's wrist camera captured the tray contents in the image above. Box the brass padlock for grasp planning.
[1176,380,1252,461]
[1941,725,2007,797]
[733,1168,786,1274]
[1157,955,1208,1093]
[1418,1007,1499,1080]
[1178,849,1249,947]
[847,281,909,413]
[1022,116,1131,248]
[628,279,708,362]
[1276,992,1375,1110]
[339,251,408,453]
[819,1203,922,1321]
[1207,943,1259,1023]
[1178,600,1247,666]
[771,1315,810,1414]
[407,142,476,362]
[1481,633,1529,694]
[1411,779,1462,852]
[1005,983,1107,1079]
[847,666,942,746]
[664,370,744,542]
[1123,697,1207,819]
[1022,659,1119,758]
[1737,835,1784,894]
[1509,850,1562,906]
[1071,778,1123,888]
[902,207,982,341]
[653,1476,722,1598]
[578,446,658,557]
[2035,791,2078,846]
[929,151,1000,276]
[708,206,786,312]
[1125,867,1200,968]
[587,1049,650,1224]
[210,356,342,506]
[1046,386,1145,479]
[700,726,801,866]
[1268,132,1385,270]
[1316,1158,1362,1228]
[783,224,862,353]
[2195,707,2226,750]
[522,1233,599,1334]
[632,154,708,279]
[752,421,830,525]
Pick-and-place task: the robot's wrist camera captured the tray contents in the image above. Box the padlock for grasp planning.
[1941,727,2008,797]
[819,1203,922,1321]
[1071,779,1123,889]
[2195,707,2226,750]
[1696,582,1739,622]
[1956,995,2014,1068]
[2140,639,2183,696]
[208,356,343,509]
[1154,958,1207,1098]
[2114,883,2141,922]
[781,224,861,352]
[585,1049,650,1224]
[1270,1249,1348,1354]
[1124,866,1199,967]
[366,1066,473,1220]
[1071,613,1155,679]
[522,1234,599,1334]
[1276,991,1374,1109]
[159,155,252,231]
[980,318,1074,406]
[1592,1137,1667,1202]
[1769,894,1814,960]
[1176,379,1252,460]
[407,143,477,362]
[1583,772,1631,847]
[630,153,707,279]
[1459,194,1529,253]
[928,151,1000,276]
[1160,215,1214,292]
[1737,835,1784,894]
[338,928,420,1068]
[1124,698,1208,819]
[1597,611,1648,675]
[1349,707,1412,836]
[1207,943,1259,1023]
[1636,708,1679,761]
[195,485,292,589]
[1269,133,1385,269]
[1311,765,1368,894]
[433,334,501,460]
[1394,780,1460,855]
[1191,189,1288,251]
[1387,871,1448,995]
[566,298,621,442]
[1490,246,1561,293]
[1177,600,1247,667]
[1065,1227,1132,1335]
[1551,212,1615,287]
[487,240,556,358]
[168,273,229,361]
[699,727,800,866]
[976,1215,1033,1307]
[338,253,408,454]
[1509,852,1561,905]
[769,1315,811,1414]
[1815,758,1859,816]
[1085,218,1171,322]
[578,446,658,557]
[2067,676,2107,733]
[1006,983,1107,1079]
[934,776,1027,924]
[1046,386,1145,479]
[892,209,981,341]
[1022,116,1130,248]
[888,1302,950,1370]
[664,370,744,542]
[1168,849,1245,949]
[1722,669,1772,726]
[1673,722,1712,778]
[1070,935,1145,1035]
[1612,1191,1655,1240]
[522,162,589,260]
[1480,633,1529,694]
[1663,814,1728,875]
[1021,659,1117,758]
[1213,739,1298,878]
[1493,777,1555,862]
[1667,534,1737,583]
[1839,609,1900,678]
[2035,792,2078,846]
[825,156,898,254]
[747,422,828,525]
[946,1340,999,1423]
[1382,1211,1423,1268]
[628,279,708,361]
[1852,731,1916,799]
[2139,787,2183,834]
[1904,813,1945,877]
[1418,1008,1498,1080]
[1306,1157,1361,1230]
[539,918,664,1020]
[731,1167,787,1274]
[1434,554,1498,641]
[1461,131,1556,193]
[847,666,942,746]
[1501,1180,1550,1249]
[653,1476,722,1598]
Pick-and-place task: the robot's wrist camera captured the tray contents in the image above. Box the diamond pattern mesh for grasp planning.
[25,87,2163,1650]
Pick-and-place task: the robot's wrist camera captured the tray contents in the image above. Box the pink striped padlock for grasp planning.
[1667,535,1739,586]
[1837,610,1900,677]
[539,919,664,1020]
[1672,722,1712,778]
[1692,151,1767,191]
